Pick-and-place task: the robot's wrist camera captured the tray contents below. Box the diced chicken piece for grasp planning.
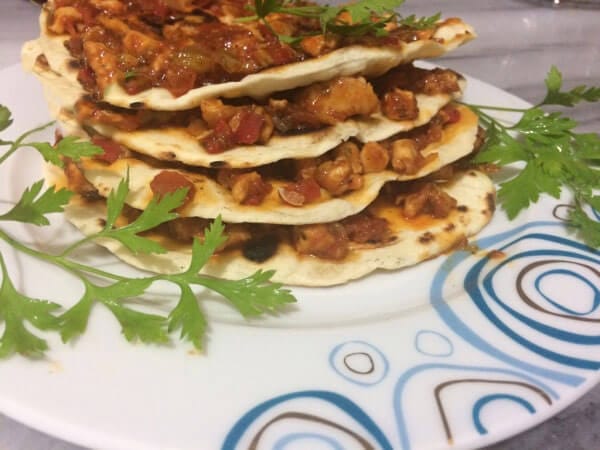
[342,213,390,244]
[229,172,272,205]
[268,98,323,134]
[295,158,320,180]
[90,0,127,14]
[266,13,300,37]
[373,65,461,97]
[360,142,390,173]
[200,99,239,128]
[411,123,443,151]
[295,77,379,125]
[96,16,131,36]
[381,88,418,121]
[293,223,349,260]
[165,0,211,12]
[333,142,363,175]
[390,139,423,175]
[122,30,163,58]
[83,41,119,90]
[401,183,457,219]
[315,157,363,196]
[300,34,340,57]
[48,7,82,35]
[418,69,461,95]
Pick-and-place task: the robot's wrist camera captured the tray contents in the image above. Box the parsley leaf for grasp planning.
[466,66,600,248]
[163,217,293,348]
[246,0,435,40]
[199,270,296,317]
[96,175,186,255]
[0,180,73,226]
[184,219,227,275]
[570,206,600,248]
[0,105,13,133]
[0,253,60,358]
[103,297,169,344]
[473,121,528,165]
[399,12,441,30]
[59,279,160,344]
[0,105,300,359]
[541,66,600,107]
[29,136,103,168]
[168,283,207,350]
[342,0,403,23]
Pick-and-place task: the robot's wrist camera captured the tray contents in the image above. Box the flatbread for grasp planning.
[23,42,466,169]
[78,105,478,225]
[37,8,475,110]
[60,93,464,169]
[62,170,495,286]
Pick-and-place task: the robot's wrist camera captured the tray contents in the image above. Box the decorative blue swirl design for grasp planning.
[431,221,597,386]
[472,394,535,434]
[415,330,454,357]
[274,432,344,450]
[329,340,389,387]
[534,269,599,316]
[224,217,600,450]
[222,390,393,450]
[392,363,558,450]
[471,235,600,365]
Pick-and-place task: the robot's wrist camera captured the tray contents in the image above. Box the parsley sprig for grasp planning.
[242,0,440,42]
[0,109,296,358]
[466,66,600,247]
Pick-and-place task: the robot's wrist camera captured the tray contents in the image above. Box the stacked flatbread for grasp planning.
[22,0,495,286]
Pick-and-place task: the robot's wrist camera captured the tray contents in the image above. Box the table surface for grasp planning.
[0,1,599,449]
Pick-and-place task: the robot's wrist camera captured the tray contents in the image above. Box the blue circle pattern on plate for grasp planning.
[329,340,389,386]
[472,393,536,434]
[534,268,598,316]
[414,330,454,357]
[223,215,600,450]
[222,390,394,450]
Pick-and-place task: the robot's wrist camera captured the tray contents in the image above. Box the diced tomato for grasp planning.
[444,106,461,124]
[150,0,170,20]
[77,66,96,91]
[278,178,321,206]
[150,171,196,206]
[78,4,97,25]
[165,66,197,97]
[202,119,234,154]
[232,111,265,145]
[91,136,123,164]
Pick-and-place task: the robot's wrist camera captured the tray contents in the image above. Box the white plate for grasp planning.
[0,64,599,450]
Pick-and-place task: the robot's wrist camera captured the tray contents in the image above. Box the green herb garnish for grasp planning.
[0,111,296,358]
[465,66,600,247]
[242,0,440,42]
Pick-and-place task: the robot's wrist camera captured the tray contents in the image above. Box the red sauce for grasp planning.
[150,170,196,206]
